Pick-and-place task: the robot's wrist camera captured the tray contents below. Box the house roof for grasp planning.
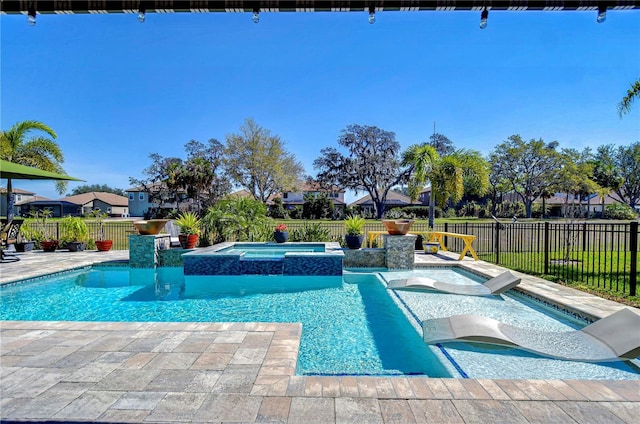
[3,1,637,14]
[0,187,36,195]
[349,191,419,207]
[227,189,255,199]
[61,192,129,207]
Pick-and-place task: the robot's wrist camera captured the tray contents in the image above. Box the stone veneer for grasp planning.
[128,234,171,268]
[384,234,417,269]
[342,248,386,268]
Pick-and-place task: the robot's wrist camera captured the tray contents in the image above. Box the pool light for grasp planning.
[253,8,260,23]
[138,8,146,23]
[368,6,376,24]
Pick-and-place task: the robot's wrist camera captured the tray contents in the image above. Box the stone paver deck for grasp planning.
[1,249,639,423]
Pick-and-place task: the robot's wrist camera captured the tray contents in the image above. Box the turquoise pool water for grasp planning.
[218,243,325,258]
[0,266,449,377]
[2,266,639,379]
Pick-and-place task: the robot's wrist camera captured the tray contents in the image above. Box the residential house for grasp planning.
[349,191,420,217]
[61,192,129,217]
[126,183,193,217]
[0,187,38,216]
[15,192,129,218]
[268,183,346,214]
[534,192,625,218]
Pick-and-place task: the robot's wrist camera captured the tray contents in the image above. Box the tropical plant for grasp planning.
[275,223,288,232]
[175,211,201,235]
[344,215,366,236]
[18,219,38,242]
[59,216,89,244]
[201,196,269,243]
[403,138,489,227]
[618,79,640,117]
[0,120,66,220]
[290,222,332,242]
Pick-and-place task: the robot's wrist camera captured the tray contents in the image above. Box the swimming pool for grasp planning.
[1,266,638,379]
[183,242,344,276]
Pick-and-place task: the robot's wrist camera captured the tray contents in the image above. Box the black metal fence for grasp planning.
[424,221,638,297]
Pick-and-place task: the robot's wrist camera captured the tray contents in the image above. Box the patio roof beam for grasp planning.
[2,1,639,15]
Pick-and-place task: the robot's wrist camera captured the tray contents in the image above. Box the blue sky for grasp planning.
[1,9,639,203]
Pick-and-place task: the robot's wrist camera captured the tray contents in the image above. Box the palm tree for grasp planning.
[0,120,65,220]
[402,144,489,228]
[618,79,640,117]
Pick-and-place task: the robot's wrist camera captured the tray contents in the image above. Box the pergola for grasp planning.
[2,1,639,15]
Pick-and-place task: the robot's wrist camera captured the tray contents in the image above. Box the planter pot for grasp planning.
[41,240,59,252]
[15,241,35,252]
[179,234,199,249]
[274,231,289,243]
[345,234,364,249]
[95,240,113,252]
[424,241,440,254]
[67,242,86,252]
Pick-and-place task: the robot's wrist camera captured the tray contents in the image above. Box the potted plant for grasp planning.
[344,215,366,249]
[32,209,58,252]
[90,209,113,252]
[15,219,36,252]
[423,231,440,254]
[175,211,201,249]
[274,223,289,243]
[60,215,89,252]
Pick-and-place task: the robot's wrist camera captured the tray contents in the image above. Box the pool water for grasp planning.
[219,243,325,258]
[2,266,639,379]
[0,267,448,377]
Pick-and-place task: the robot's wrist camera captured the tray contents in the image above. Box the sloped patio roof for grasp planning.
[2,1,639,14]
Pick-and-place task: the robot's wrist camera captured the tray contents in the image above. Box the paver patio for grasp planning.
[1,249,639,423]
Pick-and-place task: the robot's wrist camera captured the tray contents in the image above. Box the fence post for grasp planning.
[494,222,500,264]
[544,221,549,275]
[630,221,638,297]
[444,222,449,249]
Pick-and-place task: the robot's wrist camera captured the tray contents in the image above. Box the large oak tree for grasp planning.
[314,124,410,219]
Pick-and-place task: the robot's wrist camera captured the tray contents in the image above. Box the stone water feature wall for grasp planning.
[384,234,416,269]
[128,235,171,268]
[342,234,416,269]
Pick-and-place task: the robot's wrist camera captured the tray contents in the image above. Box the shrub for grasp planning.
[202,196,269,242]
[291,222,332,242]
[605,203,638,220]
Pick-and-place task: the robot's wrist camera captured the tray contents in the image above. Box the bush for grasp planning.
[268,197,288,219]
[605,203,638,220]
[202,196,269,243]
[291,222,332,242]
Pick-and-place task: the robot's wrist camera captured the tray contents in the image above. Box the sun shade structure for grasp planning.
[2,1,639,14]
[387,270,521,295]
[0,159,83,181]
[422,308,640,362]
